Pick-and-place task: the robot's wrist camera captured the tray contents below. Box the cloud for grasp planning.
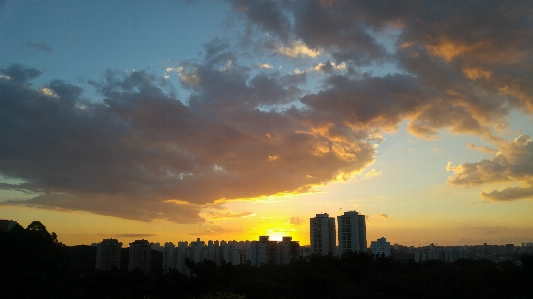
[207,210,256,220]
[2,1,533,221]
[363,169,382,179]
[448,135,533,201]
[229,0,293,43]
[288,216,303,225]
[234,1,531,140]
[310,61,347,74]
[467,142,497,154]
[0,63,375,223]
[0,63,42,83]
[0,62,377,223]
[481,186,533,202]
[276,40,320,58]
[24,41,51,53]
[256,63,273,69]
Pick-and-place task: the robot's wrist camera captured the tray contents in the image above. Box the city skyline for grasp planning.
[1,1,533,247]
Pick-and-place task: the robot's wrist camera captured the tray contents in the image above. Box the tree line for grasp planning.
[1,221,532,299]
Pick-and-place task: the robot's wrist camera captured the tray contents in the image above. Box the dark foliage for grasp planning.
[0,221,69,299]
[1,224,533,298]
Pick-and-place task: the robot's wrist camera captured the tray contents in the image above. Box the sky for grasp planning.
[1,0,533,247]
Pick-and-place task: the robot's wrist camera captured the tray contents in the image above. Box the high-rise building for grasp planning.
[173,241,189,275]
[337,211,366,255]
[95,238,122,271]
[129,239,151,274]
[370,237,390,257]
[250,236,278,266]
[162,242,175,270]
[310,213,336,255]
[277,236,300,265]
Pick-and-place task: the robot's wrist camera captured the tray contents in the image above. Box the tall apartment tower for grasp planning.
[95,238,122,270]
[250,236,278,266]
[310,213,336,255]
[129,239,151,274]
[337,211,367,255]
[162,242,175,270]
[277,236,300,265]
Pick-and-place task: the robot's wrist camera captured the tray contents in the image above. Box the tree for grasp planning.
[0,221,68,299]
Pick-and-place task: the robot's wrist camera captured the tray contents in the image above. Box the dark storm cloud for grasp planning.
[0,62,377,222]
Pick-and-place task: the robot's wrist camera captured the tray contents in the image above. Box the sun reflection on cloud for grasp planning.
[276,40,320,58]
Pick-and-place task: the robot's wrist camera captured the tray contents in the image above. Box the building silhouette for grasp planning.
[250,236,278,266]
[277,236,300,265]
[310,213,336,255]
[129,239,151,274]
[338,211,366,255]
[162,242,175,270]
[371,237,390,257]
[95,238,122,270]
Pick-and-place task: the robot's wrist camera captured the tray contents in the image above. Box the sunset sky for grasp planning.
[1,1,533,247]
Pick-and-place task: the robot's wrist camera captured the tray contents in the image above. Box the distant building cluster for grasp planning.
[414,243,467,263]
[160,236,301,275]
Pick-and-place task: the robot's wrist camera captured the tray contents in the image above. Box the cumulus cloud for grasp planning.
[233,0,531,139]
[448,135,533,201]
[0,62,377,223]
